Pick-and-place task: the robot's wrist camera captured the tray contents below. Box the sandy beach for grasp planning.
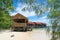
[0,29,51,40]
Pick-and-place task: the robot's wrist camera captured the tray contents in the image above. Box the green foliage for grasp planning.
[0,0,13,29]
[48,0,60,40]
[48,10,60,18]
[0,11,11,29]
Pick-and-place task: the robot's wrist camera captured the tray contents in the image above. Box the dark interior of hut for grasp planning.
[13,19,25,23]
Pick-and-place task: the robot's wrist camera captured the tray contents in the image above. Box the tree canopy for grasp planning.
[47,0,60,40]
[0,0,14,29]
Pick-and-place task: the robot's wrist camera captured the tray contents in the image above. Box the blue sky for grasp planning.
[10,0,51,26]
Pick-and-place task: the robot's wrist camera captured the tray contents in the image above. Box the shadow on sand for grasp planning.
[12,30,27,32]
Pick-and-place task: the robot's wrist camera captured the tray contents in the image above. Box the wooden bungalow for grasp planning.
[11,13,28,31]
[34,22,46,28]
[27,22,46,28]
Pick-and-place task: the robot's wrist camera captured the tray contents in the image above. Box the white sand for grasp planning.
[0,29,51,40]
[0,31,11,40]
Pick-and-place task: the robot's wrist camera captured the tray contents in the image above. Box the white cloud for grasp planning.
[42,16,47,19]
[10,3,36,17]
